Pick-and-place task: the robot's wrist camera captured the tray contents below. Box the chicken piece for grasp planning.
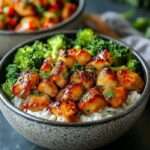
[57,83,84,102]
[15,17,40,32]
[79,87,106,114]
[58,49,75,68]
[42,18,57,29]
[31,0,49,6]
[40,57,53,72]
[21,94,50,112]
[0,0,13,7]
[97,68,118,89]
[14,1,35,16]
[12,72,40,98]
[60,101,78,122]
[50,101,78,122]
[38,80,58,97]
[87,49,112,71]
[50,61,68,88]
[68,48,92,65]
[117,69,144,92]
[70,69,96,89]
[62,2,77,20]
[50,101,62,116]
[104,86,127,108]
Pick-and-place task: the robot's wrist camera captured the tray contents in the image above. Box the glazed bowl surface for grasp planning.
[0,0,85,58]
[0,31,150,150]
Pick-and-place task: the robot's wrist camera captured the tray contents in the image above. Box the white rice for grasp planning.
[12,91,141,122]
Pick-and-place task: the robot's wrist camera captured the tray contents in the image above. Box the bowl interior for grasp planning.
[0,0,85,35]
[0,31,149,126]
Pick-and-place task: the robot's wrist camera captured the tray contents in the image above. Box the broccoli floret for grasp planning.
[75,28,95,48]
[6,64,19,79]
[107,40,130,66]
[85,36,130,65]
[2,78,17,97]
[14,41,47,70]
[2,64,19,97]
[47,34,67,60]
[85,37,106,56]
[127,57,140,71]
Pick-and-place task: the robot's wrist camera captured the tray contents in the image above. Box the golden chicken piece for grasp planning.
[50,61,68,88]
[12,72,40,98]
[79,87,106,114]
[58,49,76,68]
[15,17,40,32]
[57,83,84,102]
[97,68,118,89]
[0,0,13,6]
[31,0,49,6]
[70,69,96,89]
[38,80,58,97]
[105,86,127,108]
[62,2,77,20]
[60,101,79,122]
[87,49,112,71]
[21,94,50,112]
[50,101,78,122]
[117,69,144,92]
[50,101,62,116]
[14,1,35,17]
[40,57,54,72]
[68,48,92,65]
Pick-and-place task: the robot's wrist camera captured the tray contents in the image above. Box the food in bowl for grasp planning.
[1,28,145,122]
[0,0,77,32]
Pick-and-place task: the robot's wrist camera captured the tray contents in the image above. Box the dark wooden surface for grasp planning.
[0,0,150,150]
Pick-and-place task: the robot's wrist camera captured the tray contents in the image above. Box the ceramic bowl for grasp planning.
[0,31,150,150]
[0,0,85,58]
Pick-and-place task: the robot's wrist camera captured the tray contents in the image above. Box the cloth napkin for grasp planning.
[101,12,150,67]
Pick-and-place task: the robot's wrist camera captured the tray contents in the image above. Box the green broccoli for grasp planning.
[127,56,140,71]
[85,36,130,66]
[2,79,17,97]
[14,41,48,70]
[85,37,106,56]
[2,64,19,97]
[5,64,19,79]
[75,28,95,48]
[107,40,130,66]
[47,34,67,60]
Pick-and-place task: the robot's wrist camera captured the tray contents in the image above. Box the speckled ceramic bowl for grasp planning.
[0,32,150,150]
[0,0,85,58]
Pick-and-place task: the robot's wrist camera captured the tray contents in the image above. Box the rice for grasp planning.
[12,91,141,122]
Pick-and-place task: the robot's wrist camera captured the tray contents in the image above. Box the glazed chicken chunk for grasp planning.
[57,83,84,102]
[50,61,68,88]
[117,69,144,92]
[70,68,96,89]
[79,87,107,114]
[58,49,76,68]
[97,67,118,89]
[68,48,92,65]
[50,101,78,122]
[12,72,40,98]
[40,57,54,73]
[87,49,112,71]
[21,94,50,112]
[38,80,58,98]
